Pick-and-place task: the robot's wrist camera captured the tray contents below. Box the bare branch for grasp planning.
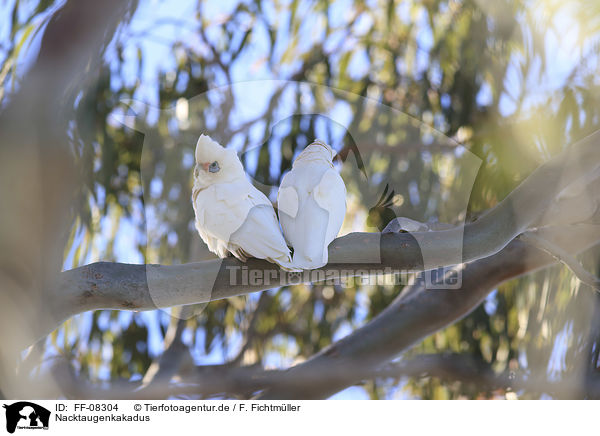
[37,221,600,401]
[520,231,600,291]
[46,130,600,339]
[65,225,598,401]
[370,353,599,399]
[257,224,600,399]
[39,356,267,400]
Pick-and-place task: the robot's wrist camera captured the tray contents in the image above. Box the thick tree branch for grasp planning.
[37,224,600,400]
[46,344,600,400]
[256,224,600,399]
[48,130,600,339]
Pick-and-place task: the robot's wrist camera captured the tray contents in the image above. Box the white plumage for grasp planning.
[277,140,347,269]
[192,135,296,270]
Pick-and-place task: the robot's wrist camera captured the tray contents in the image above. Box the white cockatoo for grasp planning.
[192,135,296,270]
[277,139,346,269]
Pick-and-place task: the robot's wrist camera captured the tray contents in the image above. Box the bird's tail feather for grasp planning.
[271,256,302,272]
[291,251,328,270]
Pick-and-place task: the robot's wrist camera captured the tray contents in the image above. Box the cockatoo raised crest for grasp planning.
[192,134,297,270]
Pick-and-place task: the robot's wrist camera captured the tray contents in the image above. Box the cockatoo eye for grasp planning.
[208,161,220,173]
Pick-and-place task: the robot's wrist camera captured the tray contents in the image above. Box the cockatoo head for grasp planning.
[294,139,337,167]
[193,134,245,188]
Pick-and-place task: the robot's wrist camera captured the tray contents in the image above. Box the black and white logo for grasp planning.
[2,402,50,433]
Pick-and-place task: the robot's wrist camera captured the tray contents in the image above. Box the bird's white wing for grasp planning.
[313,168,347,244]
[277,186,299,218]
[193,181,253,245]
[229,186,295,268]
[192,202,224,256]
[277,171,301,247]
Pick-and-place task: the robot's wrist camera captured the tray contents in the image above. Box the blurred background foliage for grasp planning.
[2,0,600,399]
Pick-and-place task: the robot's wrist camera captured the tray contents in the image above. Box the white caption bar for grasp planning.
[0,400,594,435]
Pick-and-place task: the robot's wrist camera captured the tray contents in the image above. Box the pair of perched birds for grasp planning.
[192,135,346,271]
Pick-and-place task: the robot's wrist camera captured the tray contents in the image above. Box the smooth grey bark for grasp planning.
[257,224,600,399]
[39,224,600,400]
